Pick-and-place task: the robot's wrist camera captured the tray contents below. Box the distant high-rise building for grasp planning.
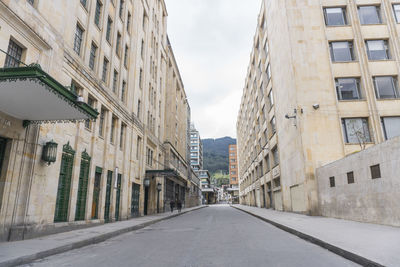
[189,124,203,171]
[228,144,238,187]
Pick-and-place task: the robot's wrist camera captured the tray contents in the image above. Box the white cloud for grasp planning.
[166,0,261,138]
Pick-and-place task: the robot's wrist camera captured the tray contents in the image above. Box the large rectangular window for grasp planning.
[102,58,109,82]
[366,40,389,60]
[89,42,97,70]
[329,41,354,62]
[342,118,371,143]
[94,0,102,27]
[272,146,279,166]
[106,17,113,42]
[381,117,400,140]
[73,24,84,55]
[110,116,117,144]
[99,107,106,137]
[324,7,347,26]
[4,39,23,68]
[80,0,87,8]
[373,76,399,99]
[268,90,274,109]
[336,78,362,100]
[393,4,400,23]
[121,80,126,103]
[358,6,382,25]
[112,70,118,93]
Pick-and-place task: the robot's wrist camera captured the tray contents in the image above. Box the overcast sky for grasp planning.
[165,0,261,139]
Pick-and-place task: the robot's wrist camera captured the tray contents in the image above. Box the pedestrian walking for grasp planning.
[177,199,182,213]
[170,200,175,212]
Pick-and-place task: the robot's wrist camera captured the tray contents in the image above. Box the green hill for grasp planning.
[202,136,236,175]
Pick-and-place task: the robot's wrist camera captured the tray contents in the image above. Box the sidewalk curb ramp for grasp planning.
[231,205,383,267]
[0,206,207,267]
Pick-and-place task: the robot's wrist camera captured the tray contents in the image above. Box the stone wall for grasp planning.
[316,137,400,227]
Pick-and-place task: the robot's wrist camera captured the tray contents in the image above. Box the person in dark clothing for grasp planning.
[177,199,182,213]
[170,200,175,212]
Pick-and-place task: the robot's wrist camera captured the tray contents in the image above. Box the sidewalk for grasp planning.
[232,204,400,267]
[0,205,206,267]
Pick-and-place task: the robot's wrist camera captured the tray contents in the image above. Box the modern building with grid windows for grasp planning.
[237,0,400,215]
[189,124,203,172]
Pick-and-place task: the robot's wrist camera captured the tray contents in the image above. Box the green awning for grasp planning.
[0,65,98,124]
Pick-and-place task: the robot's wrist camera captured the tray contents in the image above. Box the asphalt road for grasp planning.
[25,205,358,267]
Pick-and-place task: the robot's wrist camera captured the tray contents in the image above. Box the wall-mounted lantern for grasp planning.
[157,182,162,192]
[42,140,58,165]
[144,177,150,187]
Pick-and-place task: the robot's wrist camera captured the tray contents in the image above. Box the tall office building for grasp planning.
[228,144,238,187]
[189,124,203,171]
[237,0,400,214]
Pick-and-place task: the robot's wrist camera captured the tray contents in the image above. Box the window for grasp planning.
[266,64,271,81]
[94,0,102,27]
[381,117,400,140]
[102,58,109,82]
[146,147,153,166]
[124,45,129,67]
[264,40,269,55]
[329,41,354,62]
[99,107,106,137]
[272,146,279,166]
[358,6,381,25]
[73,24,84,55]
[121,81,126,102]
[116,32,121,56]
[324,7,347,26]
[336,78,362,100]
[393,5,400,23]
[120,123,126,149]
[112,70,118,93]
[139,68,143,88]
[85,96,95,129]
[137,99,141,118]
[119,0,124,19]
[141,40,145,59]
[342,118,371,143]
[106,17,113,42]
[265,155,270,173]
[347,171,354,184]
[366,40,389,60]
[136,136,142,159]
[370,164,381,179]
[268,90,274,109]
[89,42,97,70]
[27,0,34,5]
[110,116,117,144]
[373,76,399,99]
[329,176,335,187]
[273,177,280,188]
[4,39,23,68]
[127,12,132,32]
[270,116,276,134]
[80,0,87,8]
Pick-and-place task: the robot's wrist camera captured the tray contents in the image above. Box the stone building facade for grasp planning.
[0,0,197,241]
[237,0,400,214]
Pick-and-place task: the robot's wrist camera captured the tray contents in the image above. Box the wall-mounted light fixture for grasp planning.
[144,177,150,187]
[42,140,58,165]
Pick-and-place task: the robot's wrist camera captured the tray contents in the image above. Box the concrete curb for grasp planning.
[0,206,207,267]
[231,205,383,267]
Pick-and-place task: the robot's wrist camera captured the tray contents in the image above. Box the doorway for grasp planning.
[115,174,121,221]
[144,186,149,215]
[131,183,140,217]
[91,170,102,219]
[54,144,75,222]
[0,137,6,176]
[261,185,266,208]
[104,170,112,222]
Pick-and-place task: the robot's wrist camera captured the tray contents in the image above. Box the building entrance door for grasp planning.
[115,174,121,221]
[104,171,113,222]
[91,170,102,219]
[131,183,140,217]
[261,185,266,208]
[54,143,75,222]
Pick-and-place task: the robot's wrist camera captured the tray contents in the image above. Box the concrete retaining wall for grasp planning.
[316,137,400,227]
